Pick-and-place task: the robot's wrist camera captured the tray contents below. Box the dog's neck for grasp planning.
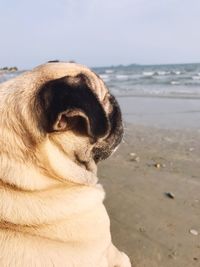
[38,139,98,187]
[0,140,103,228]
[0,139,98,191]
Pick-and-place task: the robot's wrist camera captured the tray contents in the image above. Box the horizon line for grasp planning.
[1,61,200,71]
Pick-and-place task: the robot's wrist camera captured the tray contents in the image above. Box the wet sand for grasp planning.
[99,123,200,267]
[117,96,200,129]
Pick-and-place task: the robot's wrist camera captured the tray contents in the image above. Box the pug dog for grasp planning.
[0,62,131,267]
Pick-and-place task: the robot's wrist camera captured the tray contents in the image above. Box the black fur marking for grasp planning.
[92,94,123,162]
[36,74,109,139]
[47,60,60,63]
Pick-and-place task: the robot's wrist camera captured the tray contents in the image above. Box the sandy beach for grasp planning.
[1,0,200,263]
[99,121,200,267]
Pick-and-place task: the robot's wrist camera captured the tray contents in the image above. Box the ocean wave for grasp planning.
[142,71,154,76]
[192,76,200,80]
[115,74,129,80]
[171,71,181,75]
[171,81,180,85]
[142,71,171,77]
[174,71,181,75]
[143,70,182,77]
[99,74,110,82]
[105,69,114,74]
[0,72,20,83]
[156,71,170,76]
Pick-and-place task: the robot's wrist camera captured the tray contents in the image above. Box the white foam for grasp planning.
[192,76,200,80]
[175,71,181,75]
[116,74,129,80]
[156,71,168,75]
[143,71,154,76]
[99,74,110,81]
[171,81,180,85]
[171,71,181,75]
[105,69,114,74]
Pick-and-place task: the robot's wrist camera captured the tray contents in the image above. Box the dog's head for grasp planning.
[0,62,123,178]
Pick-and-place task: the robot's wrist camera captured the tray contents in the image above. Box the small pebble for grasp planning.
[129,152,136,157]
[193,257,198,261]
[165,192,175,199]
[139,227,146,233]
[129,153,140,162]
[134,156,140,162]
[168,251,177,259]
[155,163,161,168]
[190,229,198,236]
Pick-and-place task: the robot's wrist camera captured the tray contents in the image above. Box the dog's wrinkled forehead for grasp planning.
[34,63,108,102]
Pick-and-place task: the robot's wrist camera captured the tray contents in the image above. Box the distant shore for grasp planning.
[0,66,18,72]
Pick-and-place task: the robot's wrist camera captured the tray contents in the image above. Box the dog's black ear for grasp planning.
[36,74,109,139]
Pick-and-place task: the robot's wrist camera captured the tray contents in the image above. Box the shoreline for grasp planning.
[99,123,200,267]
[117,96,200,130]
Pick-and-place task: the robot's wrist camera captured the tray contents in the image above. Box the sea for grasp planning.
[1,63,200,98]
[1,63,200,129]
[94,63,200,129]
[93,63,200,99]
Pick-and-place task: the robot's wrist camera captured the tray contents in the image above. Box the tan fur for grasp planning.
[0,63,131,267]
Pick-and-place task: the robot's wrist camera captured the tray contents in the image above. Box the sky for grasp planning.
[0,0,200,69]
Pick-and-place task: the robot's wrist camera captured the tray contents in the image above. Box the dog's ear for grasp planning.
[36,74,109,139]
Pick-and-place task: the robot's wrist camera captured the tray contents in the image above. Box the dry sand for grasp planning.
[99,123,200,267]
